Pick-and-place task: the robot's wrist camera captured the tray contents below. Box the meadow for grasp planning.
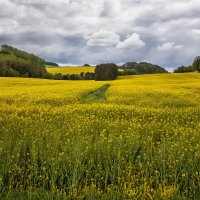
[0,73,200,199]
[47,66,95,75]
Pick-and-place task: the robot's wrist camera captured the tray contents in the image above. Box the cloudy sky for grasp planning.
[0,0,200,70]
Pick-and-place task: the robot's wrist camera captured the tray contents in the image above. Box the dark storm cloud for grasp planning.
[0,0,200,68]
[29,3,48,11]
[0,34,13,44]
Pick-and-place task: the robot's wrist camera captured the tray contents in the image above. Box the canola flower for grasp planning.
[47,66,95,75]
[0,73,200,199]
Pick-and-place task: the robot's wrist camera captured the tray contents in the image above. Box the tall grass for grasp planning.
[0,74,200,199]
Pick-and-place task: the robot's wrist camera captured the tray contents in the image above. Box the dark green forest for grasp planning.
[119,62,168,75]
[45,61,59,67]
[0,45,52,78]
[173,57,200,73]
[173,65,194,73]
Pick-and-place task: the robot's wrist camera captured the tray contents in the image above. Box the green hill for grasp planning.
[0,45,51,78]
[121,62,168,74]
[45,61,59,67]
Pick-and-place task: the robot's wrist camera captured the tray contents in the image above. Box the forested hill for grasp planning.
[121,62,168,74]
[45,61,59,67]
[0,45,51,78]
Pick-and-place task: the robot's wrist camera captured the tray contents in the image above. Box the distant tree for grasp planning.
[84,64,90,66]
[63,74,70,80]
[80,72,85,79]
[174,65,194,73]
[0,44,49,78]
[120,62,168,74]
[85,72,95,80]
[90,72,95,80]
[75,74,81,80]
[95,63,118,81]
[54,73,63,80]
[118,69,137,76]
[192,56,200,72]
[44,73,54,79]
[69,74,82,80]
[45,61,59,67]
[0,65,19,77]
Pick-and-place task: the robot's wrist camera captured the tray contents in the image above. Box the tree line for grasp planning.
[54,72,95,80]
[174,56,200,73]
[1,44,200,81]
[53,64,118,81]
[0,45,117,81]
[0,45,52,78]
[118,62,168,75]
[45,61,59,67]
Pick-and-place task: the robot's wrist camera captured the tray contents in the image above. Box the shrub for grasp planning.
[95,63,118,81]
[192,56,200,72]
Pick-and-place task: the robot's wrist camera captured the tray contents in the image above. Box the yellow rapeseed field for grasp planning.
[47,66,95,75]
[0,73,200,199]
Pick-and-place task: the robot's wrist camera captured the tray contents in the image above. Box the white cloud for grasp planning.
[0,0,25,18]
[191,29,200,39]
[87,30,120,47]
[116,33,145,50]
[158,42,183,51]
[1,0,200,67]
[101,0,121,17]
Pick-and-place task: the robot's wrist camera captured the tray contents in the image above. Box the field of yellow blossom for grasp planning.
[0,73,200,199]
[47,66,95,75]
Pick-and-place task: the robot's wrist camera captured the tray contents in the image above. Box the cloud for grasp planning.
[0,0,200,68]
[158,42,183,51]
[191,29,200,39]
[116,33,145,50]
[87,30,120,47]
[100,0,121,17]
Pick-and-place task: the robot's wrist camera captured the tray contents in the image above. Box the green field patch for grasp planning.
[84,84,110,102]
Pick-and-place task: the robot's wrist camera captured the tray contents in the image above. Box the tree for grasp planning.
[63,74,70,80]
[174,65,194,73]
[45,61,59,67]
[84,64,90,66]
[118,69,136,76]
[120,62,168,74]
[54,73,63,80]
[85,72,95,80]
[95,63,118,81]
[192,56,200,72]
[0,44,49,78]
[80,72,85,79]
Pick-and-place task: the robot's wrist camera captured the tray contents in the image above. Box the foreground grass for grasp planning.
[0,73,200,199]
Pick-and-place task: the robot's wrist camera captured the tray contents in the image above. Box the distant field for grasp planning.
[1,73,200,199]
[47,66,95,75]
